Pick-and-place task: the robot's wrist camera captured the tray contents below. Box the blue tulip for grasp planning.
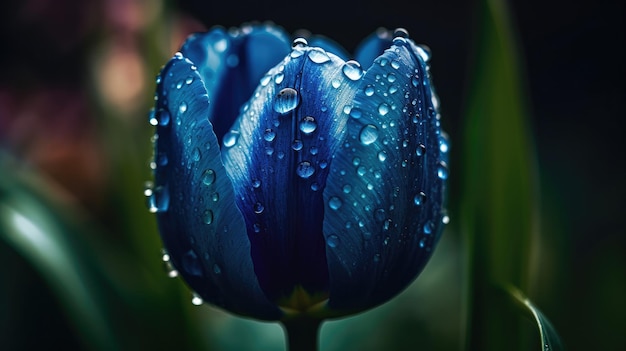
[148,23,448,322]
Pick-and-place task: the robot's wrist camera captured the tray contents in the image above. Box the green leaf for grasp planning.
[460,0,546,349]
[507,286,564,351]
[0,153,121,351]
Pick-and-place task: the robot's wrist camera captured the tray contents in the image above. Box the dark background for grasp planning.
[0,0,624,350]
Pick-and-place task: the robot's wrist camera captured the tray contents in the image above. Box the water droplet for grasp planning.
[300,116,317,134]
[342,60,364,80]
[292,37,308,48]
[310,146,319,155]
[364,85,375,96]
[378,151,387,162]
[311,182,320,191]
[182,250,202,276]
[202,169,216,185]
[291,139,303,151]
[296,161,315,178]
[192,147,201,161]
[214,37,228,52]
[148,185,169,213]
[203,209,214,224]
[416,144,426,157]
[359,124,379,145]
[327,234,339,248]
[191,293,204,306]
[329,196,343,210]
[349,108,362,119]
[213,263,222,274]
[357,165,367,176]
[308,48,330,63]
[331,79,341,88]
[177,102,187,115]
[185,76,194,85]
[387,73,397,83]
[374,208,386,222]
[263,128,276,142]
[393,28,409,38]
[260,74,271,86]
[253,223,261,233]
[352,157,361,166]
[342,184,352,193]
[274,72,284,84]
[253,202,264,214]
[223,130,240,147]
[411,76,420,87]
[273,88,300,114]
[157,152,168,166]
[413,192,427,206]
[437,161,449,180]
[391,60,401,69]
[378,103,390,116]
[416,45,431,62]
[442,214,450,224]
[252,179,261,188]
[211,192,219,202]
[423,220,434,234]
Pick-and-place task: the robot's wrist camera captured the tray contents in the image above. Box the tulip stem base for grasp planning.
[281,316,322,351]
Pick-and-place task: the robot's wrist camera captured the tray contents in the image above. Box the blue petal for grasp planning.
[152,54,282,320]
[221,45,358,304]
[322,37,447,313]
[180,24,290,144]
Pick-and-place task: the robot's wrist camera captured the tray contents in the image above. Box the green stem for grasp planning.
[281,317,322,351]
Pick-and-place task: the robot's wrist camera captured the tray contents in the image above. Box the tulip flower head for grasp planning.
[148,23,448,323]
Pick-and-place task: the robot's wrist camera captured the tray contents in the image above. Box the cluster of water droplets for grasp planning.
[318,28,449,264]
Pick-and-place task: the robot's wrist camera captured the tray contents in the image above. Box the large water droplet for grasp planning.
[274,72,285,84]
[378,151,387,162]
[364,85,375,96]
[342,60,364,81]
[349,108,362,119]
[300,116,317,134]
[308,48,330,63]
[296,161,315,178]
[273,88,300,114]
[359,124,379,145]
[329,196,343,210]
[202,169,216,185]
[223,130,240,147]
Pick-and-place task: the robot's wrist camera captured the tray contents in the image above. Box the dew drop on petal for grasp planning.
[413,191,427,206]
[342,60,364,81]
[292,37,308,48]
[437,161,449,180]
[327,234,339,248]
[329,196,343,210]
[423,220,434,234]
[296,161,315,178]
[191,293,204,306]
[223,130,240,147]
[364,85,375,96]
[202,169,216,185]
[378,103,390,116]
[263,128,276,142]
[308,48,330,63]
[300,116,317,134]
[203,209,214,224]
[253,202,265,214]
[359,124,379,145]
[273,88,300,114]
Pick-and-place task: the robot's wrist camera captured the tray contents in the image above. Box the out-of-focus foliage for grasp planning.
[0,0,623,350]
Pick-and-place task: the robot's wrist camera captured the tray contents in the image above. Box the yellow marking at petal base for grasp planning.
[278,285,329,317]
